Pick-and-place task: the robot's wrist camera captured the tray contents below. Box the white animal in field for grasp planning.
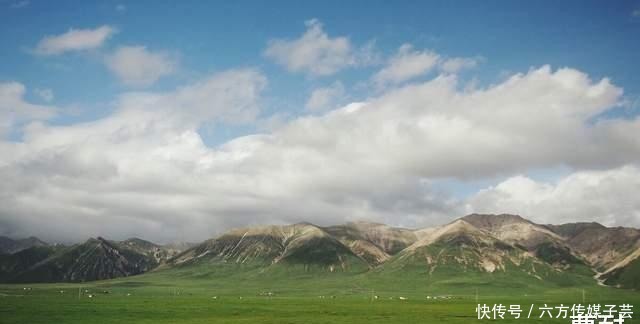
[127,293,131,296]
[399,297,407,300]
[212,296,217,299]
[373,295,379,300]
[88,294,93,298]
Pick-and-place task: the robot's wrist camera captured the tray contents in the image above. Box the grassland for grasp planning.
[1,264,638,323]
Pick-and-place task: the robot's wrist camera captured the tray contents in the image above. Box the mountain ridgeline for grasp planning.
[1,214,639,289]
[0,236,48,254]
[0,237,190,283]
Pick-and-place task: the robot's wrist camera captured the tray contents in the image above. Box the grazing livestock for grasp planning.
[399,297,407,300]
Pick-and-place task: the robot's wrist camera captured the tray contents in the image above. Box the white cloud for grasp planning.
[2,65,639,243]
[467,166,640,228]
[0,69,265,242]
[0,82,55,136]
[116,4,126,11]
[35,25,116,55]
[305,81,345,111]
[34,88,54,102]
[372,44,440,86]
[264,19,362,76]
[105,46,177,87]
[373,45,483,87]
[440,56,482,74]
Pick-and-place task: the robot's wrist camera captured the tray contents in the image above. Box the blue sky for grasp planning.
[1,1,640,242]
[2,1,639,129]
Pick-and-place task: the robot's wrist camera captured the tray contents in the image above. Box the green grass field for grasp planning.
[1,264,638,323]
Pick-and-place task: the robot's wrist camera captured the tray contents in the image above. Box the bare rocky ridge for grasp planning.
[323,221,418,264]
[121,238,188,264]
[544,222,640,288]
[546,222,640,270]
[388,219,543,275]
[462,214,583,267]
[462,214,566,250]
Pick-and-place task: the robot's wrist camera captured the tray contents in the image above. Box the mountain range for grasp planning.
[0,236,48,254]
[1,214,638,289]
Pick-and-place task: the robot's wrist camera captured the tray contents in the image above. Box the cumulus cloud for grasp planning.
[264,19,373,76]
[0,69,265,242]
[440,56,482,74]
[373,44,440,86]
[35,25,116,55]
[0,82,56,136]
[305,81,345,111]
[1,65,639,243]
[105,46,177,87]
[467,166,640,228]
[373,45,483,87]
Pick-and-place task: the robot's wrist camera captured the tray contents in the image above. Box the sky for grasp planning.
[1,1,640,244]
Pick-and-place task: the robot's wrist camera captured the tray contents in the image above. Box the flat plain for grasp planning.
[1,267,638,324]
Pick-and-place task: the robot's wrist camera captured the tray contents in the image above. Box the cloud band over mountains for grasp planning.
[1,18,639,244]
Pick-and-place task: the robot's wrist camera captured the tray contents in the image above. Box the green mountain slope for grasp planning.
[0,246,59,282]
[323,221,417,264]
[462,214,586,268]
[6,238,158,283]
[1,214,637,289]
[170,223,369,273]
[601,255,640,289]
[0,236,49,254]
[547,222,640,271]
[373,220,594,288]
